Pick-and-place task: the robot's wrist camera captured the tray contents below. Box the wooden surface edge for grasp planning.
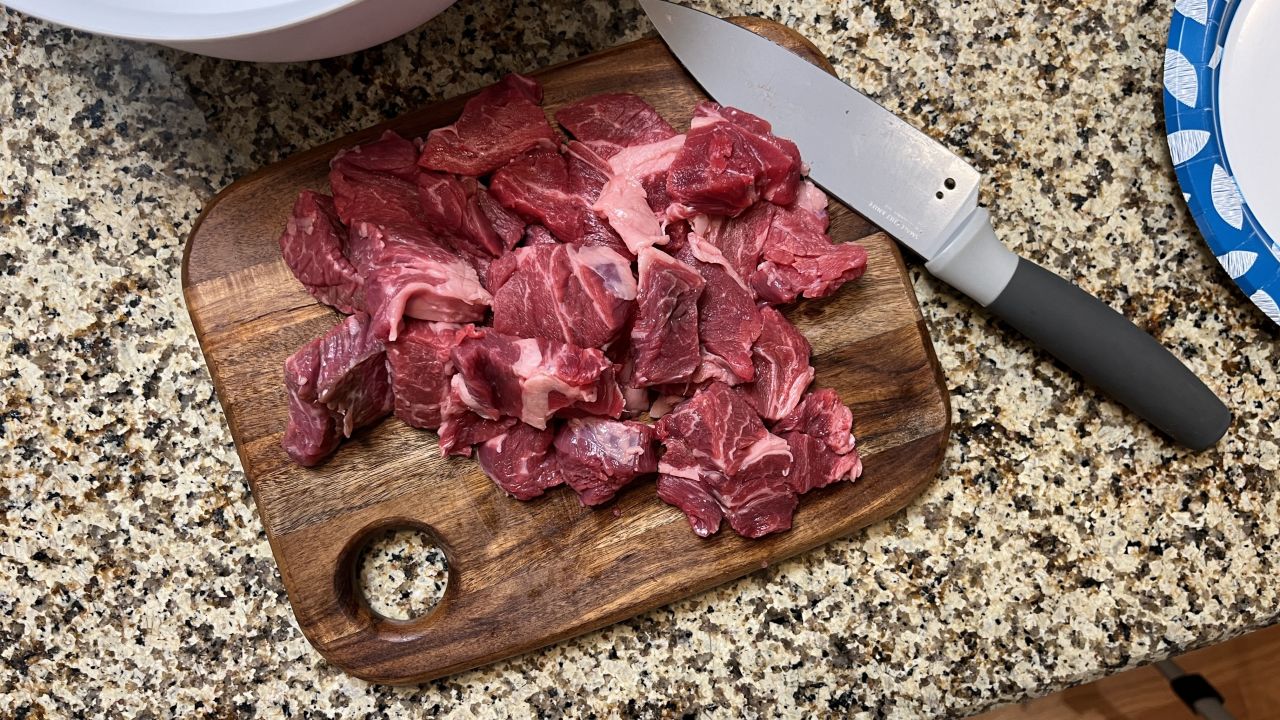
[310,421,952,685]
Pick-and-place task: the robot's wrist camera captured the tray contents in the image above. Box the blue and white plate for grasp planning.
[1166,0,1280,324]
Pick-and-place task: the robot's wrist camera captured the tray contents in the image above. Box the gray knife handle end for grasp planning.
[926,207,1018,306]
[927,210,1231,450]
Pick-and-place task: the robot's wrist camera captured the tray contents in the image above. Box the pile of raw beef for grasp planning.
[278,74,869,539]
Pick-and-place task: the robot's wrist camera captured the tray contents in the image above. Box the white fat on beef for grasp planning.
[509,338,599,427]
[593,134,686,255]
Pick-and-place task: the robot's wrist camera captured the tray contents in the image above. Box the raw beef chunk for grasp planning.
[278,191,363,313]
[522,224,559,246]
[437,383,518,457]
[555,93,677,159]
[476,423,563,500]
[491,243,636,349]
[282,312,394,466]
[691,201,774,281]
[490,146,628,255]
[741,307,815,421]
[555,417,657,506]
[419,73,560,176]
[655,382,796,538]
[450,329,621,430]
[555,364,627,420]
[329,131,423,228]
[419,74,558,176]
[675,243,762,385]
[771,388,856,453]
[772,388,862,493]
[483,251,521,294]
[751,183,868,304]
[282,339,341,467]
[630,247,705,386]
[384,321,475,430]
[416,172,521,260]
[313,312,395,437]
[594,134,686,255]
[476,185,526,250]
[351,222,492,339]
[667,103,803,218]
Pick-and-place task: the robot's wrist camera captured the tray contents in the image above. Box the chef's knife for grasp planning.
[639,0,1231,450]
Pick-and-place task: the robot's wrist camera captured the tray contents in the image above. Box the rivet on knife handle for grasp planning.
[927,208,1232,450]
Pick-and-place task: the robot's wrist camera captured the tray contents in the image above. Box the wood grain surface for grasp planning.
[182,17,951,684]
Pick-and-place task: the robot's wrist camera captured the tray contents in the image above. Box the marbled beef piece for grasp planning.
[740,307,814,422]
[282,338,340,467]
[278,190,363,314]
[416,172,522,261]
[282,312,393,466]
[490,145,629,257]
[450,329,621,430]
[350,222,491,341]
[490,243,636,350]
[555,93,676,159]
[418,74,558,176]
[655,382,797,538]
[476,422,563,500]
[666,103,803,218]
[689,201,774,282]
[384,321,477,430]
[751,182,868,305]
[772,388,863,494]
[592,134,686,255]
[630,247,704,387]
[554,417,657,506]
[436,382,519,458]
[673,239,762,386]
[329,130,423,229]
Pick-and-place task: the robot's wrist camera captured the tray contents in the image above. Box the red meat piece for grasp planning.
[554,417,657,506]
[630,247,705,386]
[329,130,423,229]
[476,423,564,500]
[491,243,636,349]
[350,222,492,340]
[554,93,676,159]
[416,172,522,260]
[667,103,803,218]
[654,382,796,538]
[750,182,868,304]
[278,191,363,313]
[450,329,621,430]
[418,74,558,176]
[437,382,519,457]
[384,321,477,430]
[490,146,629,256]
[282,312,393,466]
[772,388,863,493]
[593,134,686,255]
[740,307,815,421]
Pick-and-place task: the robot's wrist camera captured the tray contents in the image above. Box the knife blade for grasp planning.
[639,0,1230,450]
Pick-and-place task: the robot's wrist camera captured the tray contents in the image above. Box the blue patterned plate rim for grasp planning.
[1165,0,1280,324]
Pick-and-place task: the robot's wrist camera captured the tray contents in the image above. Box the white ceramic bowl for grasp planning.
[4,0,459,62]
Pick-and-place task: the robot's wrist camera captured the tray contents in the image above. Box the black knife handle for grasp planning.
[986,257,1231,450]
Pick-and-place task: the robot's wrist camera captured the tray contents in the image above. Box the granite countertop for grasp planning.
[3,0,1278,717]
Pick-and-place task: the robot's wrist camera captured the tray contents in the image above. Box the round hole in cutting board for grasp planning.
[357,528,449,621]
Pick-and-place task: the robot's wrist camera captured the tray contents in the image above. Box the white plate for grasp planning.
[4,0,458,61]
[1165,0,1280,324]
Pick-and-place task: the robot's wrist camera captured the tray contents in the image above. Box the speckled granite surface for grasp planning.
[2,1,1278,717]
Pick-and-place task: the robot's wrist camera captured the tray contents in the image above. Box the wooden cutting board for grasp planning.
[183,18,950,684]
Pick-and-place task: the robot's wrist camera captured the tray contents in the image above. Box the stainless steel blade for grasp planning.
[639,0,981,260]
